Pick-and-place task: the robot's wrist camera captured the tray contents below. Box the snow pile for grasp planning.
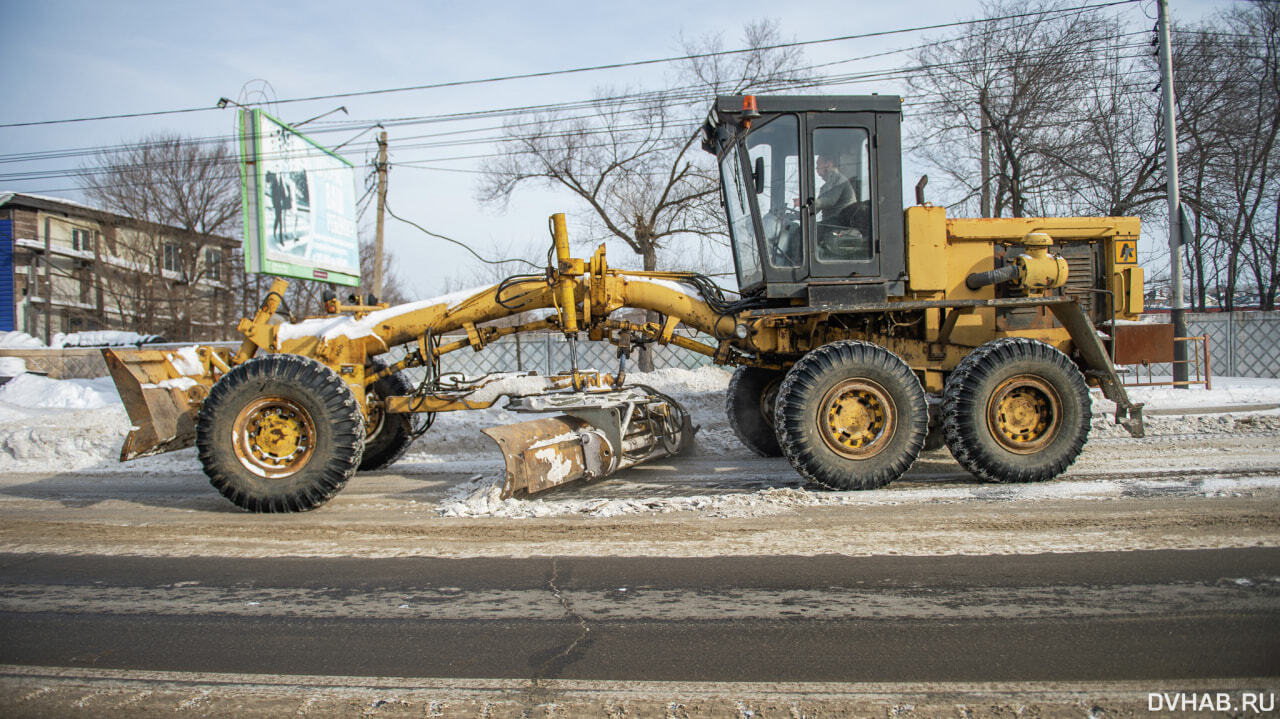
[0,374,132,470]
[54,330,164,347]
[0,373,120,410]
[0,330,162,349]
[0,331,45,349]
[0,357,26,377]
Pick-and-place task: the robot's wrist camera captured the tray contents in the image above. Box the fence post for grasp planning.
[515,333,522,372]
[1227,312,1235,377]
[545,333,552,376]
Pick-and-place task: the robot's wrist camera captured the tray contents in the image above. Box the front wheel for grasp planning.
[942,338,1091,483]
[726,366,784,457]
[775,341,928,490]
[196,354,364,512]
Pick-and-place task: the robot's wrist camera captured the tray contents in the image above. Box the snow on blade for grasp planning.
[141,377,200,391]
[166,347,204,376]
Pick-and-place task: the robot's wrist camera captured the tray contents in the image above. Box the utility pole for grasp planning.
[1156,0,1189,386]
[372,130,388,300]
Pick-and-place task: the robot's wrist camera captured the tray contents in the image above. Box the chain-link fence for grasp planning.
[437,331,716,376]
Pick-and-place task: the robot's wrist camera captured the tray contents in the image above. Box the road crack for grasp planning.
[530,557,591,687]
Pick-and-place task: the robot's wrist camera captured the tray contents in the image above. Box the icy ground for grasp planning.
[1,366,1279,519]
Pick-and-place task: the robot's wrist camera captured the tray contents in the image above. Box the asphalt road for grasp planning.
[2,549,1277,683]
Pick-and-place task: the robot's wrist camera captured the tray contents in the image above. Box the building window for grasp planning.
[72,228,94,252]
[163,242,180,273]
[206,248,222,281]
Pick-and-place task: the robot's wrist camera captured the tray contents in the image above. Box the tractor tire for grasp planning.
[726,366,784,457]
[775,341,928,490]
[196,354,365,512]
[942,338,1090,483]
[359,362,416,472]
[922,396,946,451]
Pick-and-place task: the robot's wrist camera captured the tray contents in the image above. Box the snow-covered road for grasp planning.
[2,367,1278,717]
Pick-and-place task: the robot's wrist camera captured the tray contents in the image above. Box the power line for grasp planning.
[0,0,1143,130]
[0,35,1166,182]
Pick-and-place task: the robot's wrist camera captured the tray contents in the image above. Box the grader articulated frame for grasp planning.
[105,94,1149,512]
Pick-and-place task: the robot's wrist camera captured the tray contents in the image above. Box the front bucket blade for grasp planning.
[103,348,211,461]
[482,416,600,499]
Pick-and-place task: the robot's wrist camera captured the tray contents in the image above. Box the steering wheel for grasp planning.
[768,207,803,266]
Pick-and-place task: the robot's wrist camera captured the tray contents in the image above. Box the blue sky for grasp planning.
[0,0,1236,297]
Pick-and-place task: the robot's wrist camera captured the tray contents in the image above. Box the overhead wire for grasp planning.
[0,0,1145,130]
[384,201,542,270]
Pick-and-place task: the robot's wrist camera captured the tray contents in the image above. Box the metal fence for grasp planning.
[437,331,716,376]
[1129,311,1280,379]
[8,311,1277,381]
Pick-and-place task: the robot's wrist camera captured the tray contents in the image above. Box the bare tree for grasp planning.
[1176,0,1280,310]
[76,133,241,339]
[477,20,808,273]
[80,132,241,235]
[478,20,807,369]
[908,1,1140,218]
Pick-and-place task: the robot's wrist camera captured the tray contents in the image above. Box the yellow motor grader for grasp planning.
[105,95,1148,512]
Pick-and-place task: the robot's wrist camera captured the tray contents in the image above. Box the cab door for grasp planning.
[804,113,881,280]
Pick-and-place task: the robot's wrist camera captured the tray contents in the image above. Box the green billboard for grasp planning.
[238,109,360,287]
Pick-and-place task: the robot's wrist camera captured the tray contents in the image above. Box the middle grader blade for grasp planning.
[482,387,694,498]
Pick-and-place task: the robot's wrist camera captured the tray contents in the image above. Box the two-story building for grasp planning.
[0,192,240,343]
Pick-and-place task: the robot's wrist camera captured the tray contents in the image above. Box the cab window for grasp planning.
[812,127,873,263]
[721,150,762,288]
[745,114,801,268]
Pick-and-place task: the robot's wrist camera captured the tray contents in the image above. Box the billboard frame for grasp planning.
[238,108,361,287]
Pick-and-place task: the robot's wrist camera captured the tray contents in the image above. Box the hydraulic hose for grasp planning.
[965,263,1021,290]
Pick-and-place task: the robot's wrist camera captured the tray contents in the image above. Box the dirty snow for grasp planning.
[1,364,1279,514]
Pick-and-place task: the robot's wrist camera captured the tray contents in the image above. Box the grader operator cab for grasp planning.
[705,94,907,305]
[104,94,1149,512]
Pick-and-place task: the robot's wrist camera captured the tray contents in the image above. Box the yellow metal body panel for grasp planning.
[940,224,997,349]
[904,206,947,292]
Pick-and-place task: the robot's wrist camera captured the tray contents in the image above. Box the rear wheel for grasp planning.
[942,338,1090,483]
[359,363,417,471]
[196,354,364,512]
[726,367,784,457]
[775,341,928,490]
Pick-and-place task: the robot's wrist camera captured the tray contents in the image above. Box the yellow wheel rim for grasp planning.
[232,396,316,478]
[365,388,386,441]
[818,378,896,459]
[986,375,1061,454]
